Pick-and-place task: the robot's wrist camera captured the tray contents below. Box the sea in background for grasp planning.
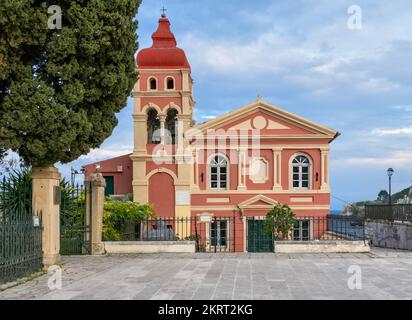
[330,210,342,215]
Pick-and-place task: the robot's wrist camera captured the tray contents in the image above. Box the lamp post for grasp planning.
[71,167,85,185]
[387,168,394,205]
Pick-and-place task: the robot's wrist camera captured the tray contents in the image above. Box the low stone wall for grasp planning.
[103,241,196,254]
[274,241,370,253]
[365,221,412,250]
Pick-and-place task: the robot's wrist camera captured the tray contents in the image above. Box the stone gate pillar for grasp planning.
[85,173,106,255]
[32,166,61,269]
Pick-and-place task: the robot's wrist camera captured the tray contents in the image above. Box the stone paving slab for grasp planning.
[1,248,412,300]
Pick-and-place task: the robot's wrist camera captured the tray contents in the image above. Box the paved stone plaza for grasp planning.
[1,248,412,300]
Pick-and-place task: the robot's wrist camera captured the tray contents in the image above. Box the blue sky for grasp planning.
[57,0,412,210]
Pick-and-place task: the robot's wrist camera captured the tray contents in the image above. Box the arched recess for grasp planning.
[148,170,176,217]
[164,76,176,90]
[148,77,157,91]
[165,102,182,114]
[147,108,161,144]
[146,168,178,183]
[142,103,162,114]
[165,108,179,145]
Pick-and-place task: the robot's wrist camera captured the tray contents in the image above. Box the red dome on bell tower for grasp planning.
[137,16,191,69]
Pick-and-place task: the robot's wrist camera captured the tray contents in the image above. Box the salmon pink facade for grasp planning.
[84,15,340,252]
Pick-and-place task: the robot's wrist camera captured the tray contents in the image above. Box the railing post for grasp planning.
[84,173,106,255]
[233,210,236,253]
[32,166,61,269]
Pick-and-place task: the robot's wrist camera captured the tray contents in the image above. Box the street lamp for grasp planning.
[387,168,394,205]
[71,167,85,185]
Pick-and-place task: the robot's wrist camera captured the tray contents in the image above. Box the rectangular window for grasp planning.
[211,220,227,247]
[293,220,310,241]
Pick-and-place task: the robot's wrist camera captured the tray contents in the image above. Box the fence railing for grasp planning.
[106,214,365,252]
[0,177,43,284]
[111,216,237,253]
[262,215,365,241]
[365,204,412,223]
[60,183,91,255]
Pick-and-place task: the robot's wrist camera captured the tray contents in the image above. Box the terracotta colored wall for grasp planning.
[84,154,133,195]
[139,72,183,91]
[141,97,182,112]
[146,161,178,176]
[148,172,175,217]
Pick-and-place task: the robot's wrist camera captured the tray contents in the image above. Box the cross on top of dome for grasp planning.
[161,6,167,18]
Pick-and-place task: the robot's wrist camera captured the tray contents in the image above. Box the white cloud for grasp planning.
[337,150,412,167]
[372,126,412,136]
[79,145,132,163]
[393,105,412,112]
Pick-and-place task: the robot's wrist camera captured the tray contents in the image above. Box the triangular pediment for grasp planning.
[191,99,339,140]
[238,195,278,209]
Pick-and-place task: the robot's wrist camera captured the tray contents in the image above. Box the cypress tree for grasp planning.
[0,0,140,166]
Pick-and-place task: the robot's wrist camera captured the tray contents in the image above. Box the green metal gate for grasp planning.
[247,219,273,252]
[0,175,43,284]
[60,183,92,255]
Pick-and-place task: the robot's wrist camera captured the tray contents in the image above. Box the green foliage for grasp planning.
[0,0,141,166]
[102,201,156,241]
[0,167,32,214]
[377,190,389,202]
[59,178,85,229]
[264,204,296,240]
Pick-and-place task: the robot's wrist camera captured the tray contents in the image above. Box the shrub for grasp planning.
[102,201,156,241]
[264,204,296,240]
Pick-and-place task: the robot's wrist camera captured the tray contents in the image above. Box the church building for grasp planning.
[84,14,340,252]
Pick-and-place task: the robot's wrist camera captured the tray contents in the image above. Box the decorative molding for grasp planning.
[267,119,290,130]
[238,194,278,209]
[290,197,313,203]
[138,68,190,73]
[288,152,313,191]
[206,198,230,204]
[193,100,338,137]
[190,189,329,195]
[164,75,176,92]
[249,157,269,184]
[229,120,252,130]
[191,205,330,211]
[164,102,182,114]
[146,168,178,183]
[141,102,163,115]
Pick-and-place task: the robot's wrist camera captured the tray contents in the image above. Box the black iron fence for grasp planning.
[106,214,365,253]
[365,204,412,223]
[109,216,237,253]
[0,177,43,284]
[60,183,91,255]
[260,215,365,242]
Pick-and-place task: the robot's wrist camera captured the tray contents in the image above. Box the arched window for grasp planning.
[209,155,228,190]
[292,155,310,189]
[147,109,161,144]
[166,77,174,90]
[165,109,178,145]
[149,77,157,90]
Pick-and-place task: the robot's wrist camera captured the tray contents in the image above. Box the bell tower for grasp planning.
[131,14,195,219]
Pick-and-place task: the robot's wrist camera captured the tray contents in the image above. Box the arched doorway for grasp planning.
[148,172,175,217]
